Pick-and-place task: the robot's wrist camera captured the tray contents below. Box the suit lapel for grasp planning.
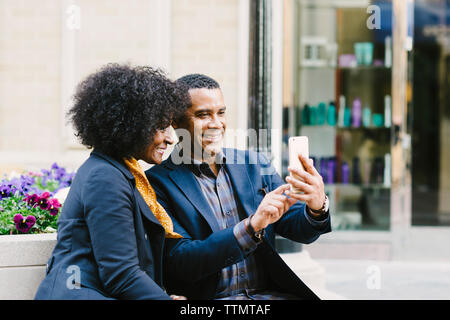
[223,149,258,218]
[133,188,163,227]
[91,150,164,230]
[168,165,221,233]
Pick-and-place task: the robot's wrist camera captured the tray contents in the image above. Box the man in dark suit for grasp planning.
[147,74,331,300]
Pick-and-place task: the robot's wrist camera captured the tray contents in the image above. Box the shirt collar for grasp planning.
[173,143,227,177]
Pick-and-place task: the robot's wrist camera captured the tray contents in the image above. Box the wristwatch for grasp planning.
[245,214,265,243]
[308,195,329,215]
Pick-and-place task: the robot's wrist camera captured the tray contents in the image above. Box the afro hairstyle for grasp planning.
[67,63,189,160]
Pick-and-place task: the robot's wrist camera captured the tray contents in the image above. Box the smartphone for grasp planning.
[288,136,309,193]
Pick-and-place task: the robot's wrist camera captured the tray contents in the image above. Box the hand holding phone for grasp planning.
[286,136,327,212]
[288,136,309,194]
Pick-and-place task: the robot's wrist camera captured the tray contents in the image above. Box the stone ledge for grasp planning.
[0,266,46,300]
[0,233,57,267]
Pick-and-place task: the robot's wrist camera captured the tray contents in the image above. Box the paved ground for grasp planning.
[315,258,450,300]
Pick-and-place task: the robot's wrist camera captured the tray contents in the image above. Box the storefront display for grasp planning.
[282,0,395,231]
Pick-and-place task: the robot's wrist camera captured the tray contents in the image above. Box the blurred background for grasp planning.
[0,0,449,299]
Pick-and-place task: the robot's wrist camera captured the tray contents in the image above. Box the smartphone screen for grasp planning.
[288,136,309,193]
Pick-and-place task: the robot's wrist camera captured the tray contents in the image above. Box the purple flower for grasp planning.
[0,184,11,199]
[37,191,50,210]
[20,175,35,187]
[48,198,61,216]
[41,192,50,199]
[0,175,36,197]
[13,214,36,233]
[24,193,40,207]
[38,195,50,210]
[18,177,34,194]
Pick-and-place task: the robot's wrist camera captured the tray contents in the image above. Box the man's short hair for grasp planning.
[176,73,220,90]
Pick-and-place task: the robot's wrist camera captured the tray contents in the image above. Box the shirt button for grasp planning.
[144,234,148,240]
[240,271,245,278]
[226,211,231,216]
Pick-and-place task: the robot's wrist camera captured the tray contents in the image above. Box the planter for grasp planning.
[0,233,56,300]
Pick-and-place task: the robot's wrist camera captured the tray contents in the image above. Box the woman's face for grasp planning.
[140,127,174,164]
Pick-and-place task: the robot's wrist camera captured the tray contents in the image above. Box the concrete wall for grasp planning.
[171,0,241,133]
[0,0,67,173]
[0,234,57,300]
[0,0,244,175]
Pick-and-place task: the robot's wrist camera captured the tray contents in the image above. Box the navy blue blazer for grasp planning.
[146,148,331,300]
[35,151,170,300]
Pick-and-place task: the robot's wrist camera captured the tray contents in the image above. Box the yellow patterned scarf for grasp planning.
[123,157,182,239]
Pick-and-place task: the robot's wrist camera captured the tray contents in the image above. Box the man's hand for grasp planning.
[250,184,297,232]
[285,154,326,214]
[170,294,187,300]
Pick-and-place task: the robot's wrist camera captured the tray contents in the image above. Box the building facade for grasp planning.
[1,0,449,259]
[0,0,249,172]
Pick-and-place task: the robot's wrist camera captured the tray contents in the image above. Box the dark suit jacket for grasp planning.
[146,148,331,300]
[35,151,170,300]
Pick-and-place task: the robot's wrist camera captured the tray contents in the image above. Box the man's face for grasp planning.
[174,88,226,159]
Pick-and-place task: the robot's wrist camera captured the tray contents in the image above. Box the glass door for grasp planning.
[282,0,397,231]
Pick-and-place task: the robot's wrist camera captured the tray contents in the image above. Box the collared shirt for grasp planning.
[182,146,329,299]
[190,155,267,298]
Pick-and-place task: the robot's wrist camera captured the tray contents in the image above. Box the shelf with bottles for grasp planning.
[337,37,392,69]
[311,153,391,189]
[336,127,391,131]
[298,95,392,132]
[298,35,392,71]
[299,64,392,72]
[298,58,392,72]
[301,124,391,132]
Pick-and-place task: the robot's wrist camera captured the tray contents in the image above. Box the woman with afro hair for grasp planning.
[35,63,189,300]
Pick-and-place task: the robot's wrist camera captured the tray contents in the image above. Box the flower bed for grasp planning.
[0,163,75,235]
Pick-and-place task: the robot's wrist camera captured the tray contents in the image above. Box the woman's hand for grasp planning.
[170,294,187,300]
